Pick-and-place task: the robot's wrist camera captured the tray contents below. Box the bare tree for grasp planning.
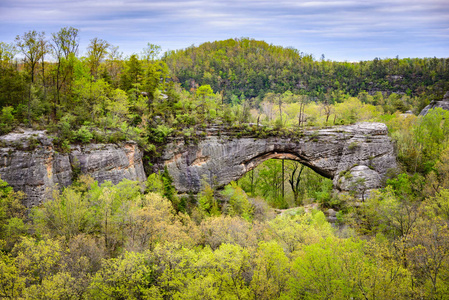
[288,162,305,205]
[322,100,333,124]
[298,96,307,127]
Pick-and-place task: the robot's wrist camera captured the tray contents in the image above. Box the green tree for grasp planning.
[287,236,410,299]
[15,30,45,85]
[250,241,290,299]
[222,182,253,221]
[15,30,46,123]
[120,54,142,93]
[0,178,26,250]
[0,248,25,299]
[50,26,80,116]
[87,37,110,80]
[0,42,24,108]
[0,106,16,134]
[90,250,157,299]
[141,43,162,62]
[198,180,219,217]
[406,218,449,299]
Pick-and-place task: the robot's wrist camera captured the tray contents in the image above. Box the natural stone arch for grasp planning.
[243,152,332,180]
[159,122,397,198]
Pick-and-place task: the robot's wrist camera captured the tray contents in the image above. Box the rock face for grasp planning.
[160,122,397,198]
[0,130,146,207]
[419,91,449,116]
[1,123,397,206]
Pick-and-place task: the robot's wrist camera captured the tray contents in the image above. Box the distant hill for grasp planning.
[163,38,449,102]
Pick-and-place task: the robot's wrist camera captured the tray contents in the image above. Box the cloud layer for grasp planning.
[1,0,448,61]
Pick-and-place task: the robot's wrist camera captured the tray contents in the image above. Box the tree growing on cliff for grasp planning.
[50,26,80,117]
[15,30,46,123]
[87,37,110,80]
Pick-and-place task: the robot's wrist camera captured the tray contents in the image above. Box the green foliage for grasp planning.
[359,187,420,238]
[89,251,155,299]
[268,210,333,253]
[75,125,93,143]
[254,160,287,208]
[386,108,449,174]
[222,182,253,221]
[251,241,290,299]
[413,108,449,172]
[145,172,164,194]
[161,166,181,211]
[1,32,449,299]
[314,179,334,208]
[198,180,219,217]
[0,178,26,250]
[286,237,410,299]
[150,124,173,143]
[0,106,15,134]
[164,38,449,101]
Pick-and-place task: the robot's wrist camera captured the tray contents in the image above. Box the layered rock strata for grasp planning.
[161,122,397,198]
[0,130,145,207]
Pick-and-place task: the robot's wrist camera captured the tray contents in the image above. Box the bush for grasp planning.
[221,182,253,221]
[198,181,220,217]
[75,126,93,143]
[57,114,76,142]
[0,106,15,134]
[151,125,173,143]
[60,140,71,153]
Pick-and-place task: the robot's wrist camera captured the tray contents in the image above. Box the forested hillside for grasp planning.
[1,28,449,299]
[163,38,449,103]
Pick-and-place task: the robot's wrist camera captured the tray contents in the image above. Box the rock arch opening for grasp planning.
[235,157,333,208]
[159,123,397,199]
[243,151,333,180]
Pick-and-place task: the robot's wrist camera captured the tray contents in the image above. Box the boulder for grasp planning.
[419,91,449,116]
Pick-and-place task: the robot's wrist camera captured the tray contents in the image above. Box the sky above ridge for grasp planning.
[1,0,448,61]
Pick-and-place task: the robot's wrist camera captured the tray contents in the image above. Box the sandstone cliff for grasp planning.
[0,129,146,207]
[1,122,397,206]
[160,122,397,198]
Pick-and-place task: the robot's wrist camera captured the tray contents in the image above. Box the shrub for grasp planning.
[0,106,15,134]
[75,126,93,143]
[221,182,253,221]
[151,125,173,143]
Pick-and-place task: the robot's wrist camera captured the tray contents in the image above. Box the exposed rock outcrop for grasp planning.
[419,91,449,116]
[160,122,397,198]
[1,122,397,206]
[0,129,146,207]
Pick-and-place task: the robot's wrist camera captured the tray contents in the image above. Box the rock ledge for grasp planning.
[0,130,145,207]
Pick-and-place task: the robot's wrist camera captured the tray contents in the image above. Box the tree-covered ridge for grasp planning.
[163,37,449,101]
[1,29,448,151]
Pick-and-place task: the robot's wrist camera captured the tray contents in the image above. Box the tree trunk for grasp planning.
[282,159,285,201]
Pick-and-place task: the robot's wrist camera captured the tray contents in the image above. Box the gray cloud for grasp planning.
[1,0,448,61]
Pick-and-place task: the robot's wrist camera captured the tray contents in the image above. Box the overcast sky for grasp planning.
[1,0,448,61]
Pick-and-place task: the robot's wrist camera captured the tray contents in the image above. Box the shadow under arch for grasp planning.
[160,123,397,197]
[243,151,333,180]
